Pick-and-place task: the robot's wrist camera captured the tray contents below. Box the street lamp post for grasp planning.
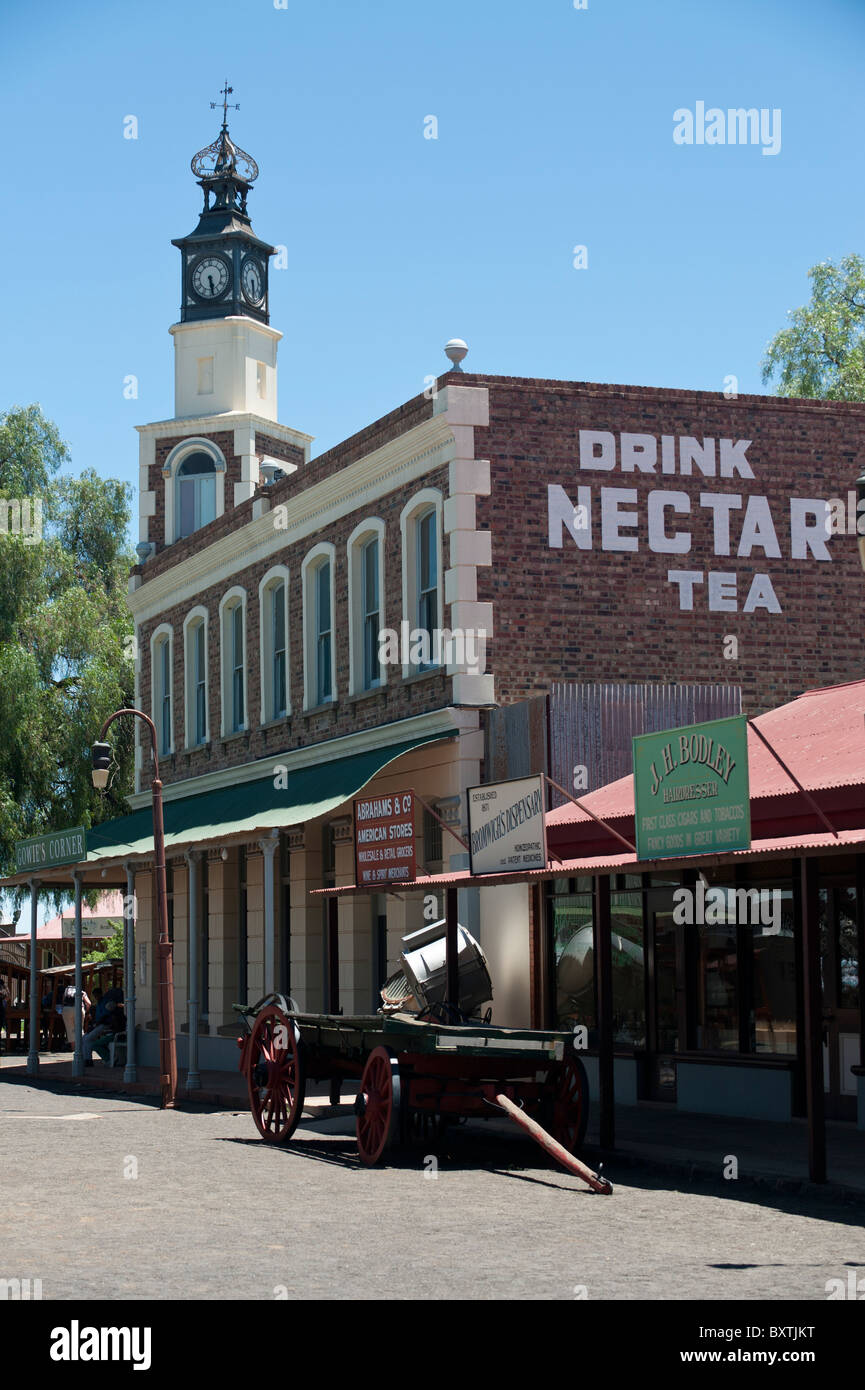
[92,708,177,1108]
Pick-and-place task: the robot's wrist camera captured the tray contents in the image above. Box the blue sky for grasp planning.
[1,0,863,523]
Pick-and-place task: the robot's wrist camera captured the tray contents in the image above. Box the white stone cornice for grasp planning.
[129,411,454,623]
[135,411,313,457]
[125,706,477,809]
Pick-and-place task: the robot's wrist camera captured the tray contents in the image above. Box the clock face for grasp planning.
[241,256,264,305]
[191,255,231,300]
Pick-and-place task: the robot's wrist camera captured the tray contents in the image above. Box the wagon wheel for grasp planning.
[355,1046,401,1166]
[246,1004,306,1144]
[551,1053,589,1154]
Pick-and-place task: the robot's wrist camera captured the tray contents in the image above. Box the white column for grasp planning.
[26,879,40,1074]
[259,833,279,996]
[72,873,84,1078]
[123,864,138,1083]
[185,850,202,1090]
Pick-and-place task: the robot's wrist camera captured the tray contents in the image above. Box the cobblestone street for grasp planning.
[2,1084,863,1302]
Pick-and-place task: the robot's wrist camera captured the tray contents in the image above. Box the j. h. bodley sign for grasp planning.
[547,428,854,614]
[633,716,751,859]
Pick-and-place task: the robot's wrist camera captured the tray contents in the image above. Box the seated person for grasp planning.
[83,999,126,1065]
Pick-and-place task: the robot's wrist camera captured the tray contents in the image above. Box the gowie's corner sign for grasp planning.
[15,826,87,874]
[633,716,750,860]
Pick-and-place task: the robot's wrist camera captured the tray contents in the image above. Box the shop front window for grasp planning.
[839,885,859,1010]
[551,891,594,1036]
[751,888,796,1055]
[694,919,739,1051]
[610,890,645,1047]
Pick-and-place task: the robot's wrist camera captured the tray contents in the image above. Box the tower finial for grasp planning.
[211,80,239,130]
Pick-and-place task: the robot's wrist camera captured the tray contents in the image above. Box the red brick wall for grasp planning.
[140,392,434,573]
[139,465,450,785]
[465,375,865,715]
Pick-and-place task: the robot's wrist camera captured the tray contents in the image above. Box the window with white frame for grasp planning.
[219,590,247,735]
[347,520,386,695]
[259,568,290,723]
[183,608,209,748]
[176,452,217,539]
[302,546,336,709]
[315,562,332,704]
[400,491,443,674]
[416,509,438,646]
[151,627,173,757]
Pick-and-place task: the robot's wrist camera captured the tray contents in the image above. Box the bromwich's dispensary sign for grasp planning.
[15,826,87,873]
[467,775,547,876]
[633,716,750,860]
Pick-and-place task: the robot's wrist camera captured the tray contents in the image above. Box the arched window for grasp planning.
[259,568,290,723]
[400,490,443,675]
[183,607,209,748]
[302,545,336,710]
[219,589,247,736]
[150,626,174,757]
[347,519,386,695]
[176,452,217,539]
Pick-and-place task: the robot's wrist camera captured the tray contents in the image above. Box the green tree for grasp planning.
[83,920,125,963]
[0,405,135,893]
[762,254,865,401]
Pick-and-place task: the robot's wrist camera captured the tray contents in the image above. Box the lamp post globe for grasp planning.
[91,741,112,790]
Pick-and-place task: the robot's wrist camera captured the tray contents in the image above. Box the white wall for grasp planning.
[479,883,532,1027]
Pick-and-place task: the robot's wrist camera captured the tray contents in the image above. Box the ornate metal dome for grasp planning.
[191,127,259,185]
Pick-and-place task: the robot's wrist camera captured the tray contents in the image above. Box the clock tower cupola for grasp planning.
[168,85,283,422]
[172,84,273,325]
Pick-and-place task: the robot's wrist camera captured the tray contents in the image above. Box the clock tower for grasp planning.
[169,86,281,421]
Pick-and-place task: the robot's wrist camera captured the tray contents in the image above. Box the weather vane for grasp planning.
[211,81,239,128]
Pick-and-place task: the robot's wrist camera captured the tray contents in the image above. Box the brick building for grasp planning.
[9,114,865,1094]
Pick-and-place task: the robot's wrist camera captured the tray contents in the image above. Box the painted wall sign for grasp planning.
[547,429,849,614]
[468,775,547,876]
[15,827,87,873]
[633,716,750,859]
[354,791,416,885]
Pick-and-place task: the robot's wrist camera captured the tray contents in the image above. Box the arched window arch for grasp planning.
[218,587,248,736]
[301,544,336,710]
[347,518,386,695]
[259,566,290,723]
[150,624,174,757]
[183,606,210,749]
[400,489,443,676]
[162,438,227,543]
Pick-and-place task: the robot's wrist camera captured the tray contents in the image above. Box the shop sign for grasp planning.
[354,791,416,885]
[468,775,547,876]
[633,716,750,859]
[15,827,87,873]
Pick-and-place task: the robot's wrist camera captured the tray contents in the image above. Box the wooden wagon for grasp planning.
[236,994,611,1191]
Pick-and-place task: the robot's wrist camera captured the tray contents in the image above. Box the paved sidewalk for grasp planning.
[0,1050,347,1115]
[583,1103,865,1202]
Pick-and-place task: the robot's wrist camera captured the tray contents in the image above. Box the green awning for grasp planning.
[85,731,452,864]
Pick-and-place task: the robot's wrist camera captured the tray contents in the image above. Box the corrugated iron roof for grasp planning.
[313,825,865,895]
[547,678,865,829]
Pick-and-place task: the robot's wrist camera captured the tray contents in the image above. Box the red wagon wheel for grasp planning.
[551,1053,589,1154]
[246,1004,306,1144]
[355,1046,401,1166]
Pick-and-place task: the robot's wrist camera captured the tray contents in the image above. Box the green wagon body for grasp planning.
[235,994,601,1181]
